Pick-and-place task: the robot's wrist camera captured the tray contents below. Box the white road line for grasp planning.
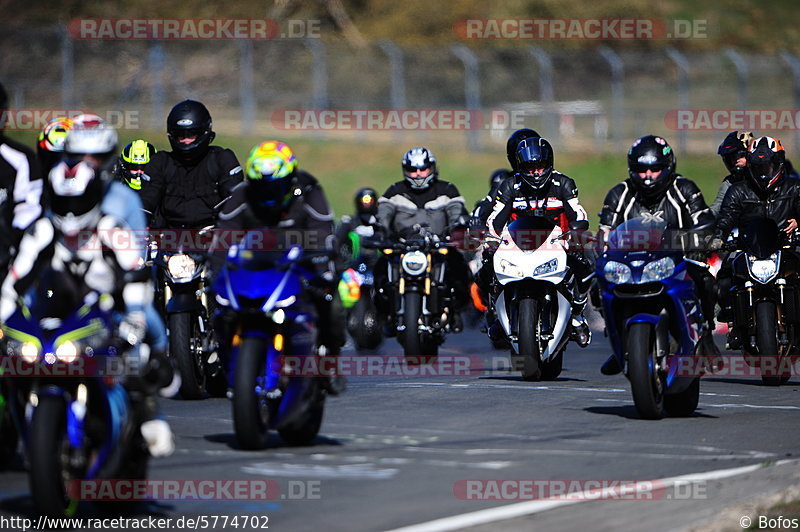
[385,461,792,532]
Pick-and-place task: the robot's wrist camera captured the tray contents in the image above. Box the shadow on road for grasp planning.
[479,375,588,383]
[584,406,718,419]
[204,432,343,450]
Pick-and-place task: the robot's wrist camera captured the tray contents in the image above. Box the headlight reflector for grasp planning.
[641,257,675,282]
[167,254,197,281]
[604,261,632,284]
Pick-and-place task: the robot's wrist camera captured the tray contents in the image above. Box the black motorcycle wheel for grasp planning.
[756,301,787,386]
[627,322,665,419]
[169,312,206,400]
[664,377,700,417]
[540,350,564,381]
[278,381,325,446]
[351,297,383,351]
[518,298,542,381]
[233,337,271,450]
[402,292,425,363]
[0,401,18,470]
[29,395,77,517]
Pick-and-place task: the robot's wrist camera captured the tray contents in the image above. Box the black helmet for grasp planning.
[717,131,754,178]
[402,147,437,190]
[166,99,215,163]
[489,169,512,190]
[506,128,541,168]
[514,137,554,190]
[747,136,786,194]
[354,187,378,216]
[627,135,676,202]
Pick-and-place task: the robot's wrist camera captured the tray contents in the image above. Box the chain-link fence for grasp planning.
[2,23,799,153]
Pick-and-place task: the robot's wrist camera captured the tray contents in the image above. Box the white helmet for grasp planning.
[64,114,118,156]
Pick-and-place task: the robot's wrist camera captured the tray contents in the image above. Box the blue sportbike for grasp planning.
[1,284,148,516]
[596,218,705,419]
[214,236,327,449]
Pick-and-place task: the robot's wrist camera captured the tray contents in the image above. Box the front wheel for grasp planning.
[233,337,271,450]
[0,398,18,470]
[755,301,787,386]
[402,292,424,363]
[627,322,665,419]
[517,298,541,381]
[29,395,75,517]
[169,312,205,400]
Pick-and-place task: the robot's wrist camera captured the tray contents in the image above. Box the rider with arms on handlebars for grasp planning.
[486,136,593,348]
[709,136,800,348]
[374,147,471,333]
[213,141,347,395]
[599,135,717,375]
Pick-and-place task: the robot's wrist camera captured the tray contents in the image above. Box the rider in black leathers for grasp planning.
[599,135,717,375]
[709,136,800,347]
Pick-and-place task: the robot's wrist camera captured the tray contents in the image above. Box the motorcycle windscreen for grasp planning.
[740,218,781,259]
[507,215,557,251]
[226,246,303,301]
[606,217,667,253]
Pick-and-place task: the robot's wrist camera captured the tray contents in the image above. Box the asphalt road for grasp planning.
[1,318,799,532]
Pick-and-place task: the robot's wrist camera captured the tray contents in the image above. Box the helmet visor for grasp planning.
[629,162,669,175]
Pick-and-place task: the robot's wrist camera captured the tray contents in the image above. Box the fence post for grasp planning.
[599,46,625,150]
[239,40,255,136]
[529,46,557,141]
[378,39,406,110]
[666,47,689,153]
[304,39,329,109]
[61,25,74,109]
[148,42,166,130]
[450,44,481,151]
[724,48,748,110]
[779,50,800,154]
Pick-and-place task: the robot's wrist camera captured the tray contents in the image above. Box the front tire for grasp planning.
[627,322,665,419]
[540,350,564,381]
[517,298,542,381]
[233,337,271,450]
[402,292,424,363]
[169,312,205,400]
[755,301,786,386]
[0,400,18,470]
[29,395,75,517]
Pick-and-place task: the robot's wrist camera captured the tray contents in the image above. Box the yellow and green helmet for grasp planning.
[119,139,156,191]
[244,141,298,217]
[38,116,74,153]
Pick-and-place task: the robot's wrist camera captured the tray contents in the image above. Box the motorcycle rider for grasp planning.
[117,139,157,192]
[138,99,243,228]
[599,135,717,375]
[0,120,175,457]
[485,136,593,347]
[213,140,346,395]
[0,82,45,280]
[374,147,471,333]
[709,131,754,216]
[709,136,800,347]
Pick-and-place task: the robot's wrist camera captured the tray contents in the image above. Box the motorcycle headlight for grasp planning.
[641,257,675,283]
[533,258,558,276]
[401,251,428,276]
[603,261,632,284]
[55,340,79,364]
[499,258,525,278]
[20,341,39,364]
[747,252,780,284]
[167,254,197,281]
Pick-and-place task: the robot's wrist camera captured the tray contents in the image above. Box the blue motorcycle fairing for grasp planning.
[597,219,702,394]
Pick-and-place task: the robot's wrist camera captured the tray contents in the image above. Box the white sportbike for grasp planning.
[491,214,577,380]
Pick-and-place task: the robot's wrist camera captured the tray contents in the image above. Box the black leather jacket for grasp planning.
[715,177,800,240]
[600,175,714,232]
